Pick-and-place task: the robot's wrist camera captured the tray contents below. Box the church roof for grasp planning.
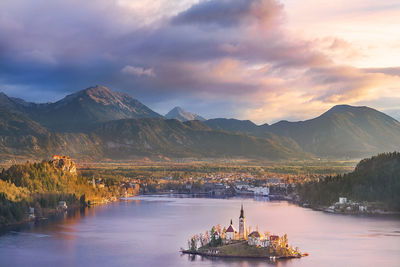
[270,235,279,241]
[226,225,236,232]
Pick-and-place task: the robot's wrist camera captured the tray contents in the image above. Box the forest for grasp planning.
[0,160,128,227]
[297,152,400,211]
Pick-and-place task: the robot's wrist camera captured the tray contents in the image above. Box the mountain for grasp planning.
[0,89,307,160]
[0,108,48,136]
[203,105,400,158]
[165,107,205,121]
[204,118,263,135]
[0,116,307,160]
[0,107,48,157]
[27,85,163,131]
[0,93,22,112]
[1,86,399,160]
[0,106,103,159]
[94,118,306,160]
[267,105,400,158]
[0,85,163,132]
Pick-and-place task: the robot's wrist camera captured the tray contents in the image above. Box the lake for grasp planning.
[0,196,399,267]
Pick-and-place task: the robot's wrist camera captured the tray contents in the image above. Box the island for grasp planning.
[181,205,307,260]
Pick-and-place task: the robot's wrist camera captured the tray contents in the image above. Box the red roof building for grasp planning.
[226,225,235,232]
[270,235,279,241]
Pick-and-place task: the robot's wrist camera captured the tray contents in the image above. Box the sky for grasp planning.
[0,0,399,124]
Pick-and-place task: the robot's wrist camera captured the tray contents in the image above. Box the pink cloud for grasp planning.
[1,0,399,123]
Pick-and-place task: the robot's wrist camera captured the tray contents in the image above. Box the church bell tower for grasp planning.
[239,204,246,239]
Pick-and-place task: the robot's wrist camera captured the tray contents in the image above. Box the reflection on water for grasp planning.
[0,196,399,267]
[182,253,297,267]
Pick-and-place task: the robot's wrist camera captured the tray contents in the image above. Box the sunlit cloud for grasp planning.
[0,0,399,123]
[121,65,155,77]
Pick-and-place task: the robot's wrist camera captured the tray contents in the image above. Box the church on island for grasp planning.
[183,204,305,259]
[224,205,283,248]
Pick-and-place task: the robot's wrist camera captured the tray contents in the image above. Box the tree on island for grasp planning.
[198,233,204,247]
[204,230,209,245]
[209,226,222,247]
[216,224,222,235]
[282,234,288,247]
[188,234,198,251]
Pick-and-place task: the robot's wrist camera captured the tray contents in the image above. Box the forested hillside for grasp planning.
[0,160,135,226]
[1,85,400,160]
[297,152,400,211]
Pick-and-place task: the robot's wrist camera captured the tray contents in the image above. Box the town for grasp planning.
[77,160,338,199]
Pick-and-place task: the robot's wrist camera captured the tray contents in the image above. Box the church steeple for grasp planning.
[240,204,244,218]
[239,204,246,239]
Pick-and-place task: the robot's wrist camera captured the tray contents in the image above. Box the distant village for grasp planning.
[42,155,299,212]
[138,172,309,199]
[46,155,329,207]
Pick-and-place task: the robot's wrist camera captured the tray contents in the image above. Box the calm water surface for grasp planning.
[0,196,399,267]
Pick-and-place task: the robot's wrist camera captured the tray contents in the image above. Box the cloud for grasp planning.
[172,0,283,27]
[0,0,399,123]
[121,65,155,77]
[363,67,400,76]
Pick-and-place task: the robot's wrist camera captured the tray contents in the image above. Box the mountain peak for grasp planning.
[26,85,163,131]
[268,104,400,158]
[165,106,205,121]
[83,85,113,95]
[69,85,119,105]
[320,105,392,122]
[325,104,371,114]
[0,91,20,111]
[170,106,184,112]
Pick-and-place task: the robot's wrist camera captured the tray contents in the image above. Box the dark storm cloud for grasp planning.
[0,0,291,101]
[0,0,398,122]
[172,0,283,27]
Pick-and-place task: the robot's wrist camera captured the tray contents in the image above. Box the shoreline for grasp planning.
[180,249,301,260]
[0,193,138,233]
[139,193,400,217]
[293,201,400,217]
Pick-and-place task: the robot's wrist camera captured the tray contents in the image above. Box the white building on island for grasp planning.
[225,219,236,240]
[248,231,270,247]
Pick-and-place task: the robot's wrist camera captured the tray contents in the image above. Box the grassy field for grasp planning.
[194,241,298,258]
[75,159,357,184]
[213,241,270,257]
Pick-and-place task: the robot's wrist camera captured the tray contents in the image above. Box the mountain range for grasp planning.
[1,85,399,161]
[1,86,162,132]
[204,105,400,158]
[165,106,205,122]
